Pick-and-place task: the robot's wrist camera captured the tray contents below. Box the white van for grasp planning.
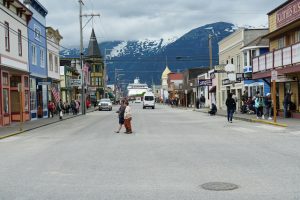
[143,92,155,109]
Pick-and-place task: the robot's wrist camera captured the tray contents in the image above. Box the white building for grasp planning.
[46,27,62,103]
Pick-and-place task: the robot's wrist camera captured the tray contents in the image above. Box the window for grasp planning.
[3,89,9,113]
[25,91,29,112]
[237,55,241,73]
[10,76,21,87]
[231,58,234,64]
[34,26,41,41]
[95,65,100,72]
[295,31,300,43]
[40,49,45,67]
[55,56,58,72]
[2,72,9,86]
[5,22,10,51]
[49,53,53,71]
[244,52,248,66]
[30,78,37,111]
[32,45,37,65]
[18,29,22,56]
[278,37,285,48]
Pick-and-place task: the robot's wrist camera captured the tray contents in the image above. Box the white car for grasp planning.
[98,98,112,111]
[135,97,142,103]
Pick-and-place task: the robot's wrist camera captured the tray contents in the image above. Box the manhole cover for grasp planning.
[201,182,239,191]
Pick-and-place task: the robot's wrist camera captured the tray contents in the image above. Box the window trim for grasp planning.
[40,49,45,68]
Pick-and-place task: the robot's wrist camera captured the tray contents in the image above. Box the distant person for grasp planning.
[57,99,64,120]
[225,93,236,123]
[283,92,293,118]
[255,96,265,119]
[124,101,133,134]
[264,93,272,120]
[208,103,217,116]
[199,95,205,108]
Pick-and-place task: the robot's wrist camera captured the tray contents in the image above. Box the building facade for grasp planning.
[46,26,62,104]
[218,28,269,111]
[0,0,32,126]
[253,0,300,118]
[24,0,48,120]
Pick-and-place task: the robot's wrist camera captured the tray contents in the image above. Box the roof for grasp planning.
[267,0,292,15]
[161,66,171,78]
[87,29,102,58]
[23,0,48,17]
[168,73,183,80]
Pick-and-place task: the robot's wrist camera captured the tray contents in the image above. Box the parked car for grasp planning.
[98,98,112,111]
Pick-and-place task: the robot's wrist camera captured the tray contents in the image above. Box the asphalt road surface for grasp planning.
[0,103,300,200]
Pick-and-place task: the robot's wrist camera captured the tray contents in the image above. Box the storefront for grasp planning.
[252,0,300,118]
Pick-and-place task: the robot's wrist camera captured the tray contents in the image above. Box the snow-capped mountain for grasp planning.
[60,22,238,86]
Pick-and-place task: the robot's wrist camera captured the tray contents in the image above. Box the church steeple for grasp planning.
[87,28,102,58]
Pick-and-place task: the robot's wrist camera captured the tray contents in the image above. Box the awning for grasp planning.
[209,86,216,93]
[108,92,115,98]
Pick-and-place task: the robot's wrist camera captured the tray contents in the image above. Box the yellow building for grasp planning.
[253,0,300,118]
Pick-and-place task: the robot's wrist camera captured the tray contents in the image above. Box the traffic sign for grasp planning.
[271,70,277,81]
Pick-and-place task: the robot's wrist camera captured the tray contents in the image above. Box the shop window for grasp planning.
[25,91,29,112]
[10,76,21,87]
[3,89,9,113]
[2,72,9,86]
[30,91,37,111]
[18,29,22,56]
[5,22,10,51]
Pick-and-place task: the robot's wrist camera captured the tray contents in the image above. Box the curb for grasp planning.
[194,109,287,127]
[0,109,97,140]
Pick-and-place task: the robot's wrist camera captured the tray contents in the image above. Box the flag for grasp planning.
[51,87,60,103]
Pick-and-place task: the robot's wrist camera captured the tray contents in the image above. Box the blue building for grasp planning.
[241,36,270,97]
[24,0,48,119]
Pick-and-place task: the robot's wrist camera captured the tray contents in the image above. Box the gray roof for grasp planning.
[87,29,102,58]
[243,36,269,48]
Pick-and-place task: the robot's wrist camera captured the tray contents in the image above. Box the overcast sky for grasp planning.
[38,0,284,48]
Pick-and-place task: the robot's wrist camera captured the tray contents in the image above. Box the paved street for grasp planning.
[0,104,300,199]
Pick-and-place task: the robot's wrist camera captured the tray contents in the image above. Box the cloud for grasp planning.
[38,0,283,48]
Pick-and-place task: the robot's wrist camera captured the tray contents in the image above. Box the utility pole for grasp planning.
[79,0,100,115]
[208,34,213,70]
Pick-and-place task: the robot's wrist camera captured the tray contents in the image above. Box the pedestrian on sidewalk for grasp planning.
[283,91,293,118]
[124,101,132,134]
[200,95,205,108]
[225,93,236,123]
[255,96,265,119]
[264,93,272,120]
[115,99,126,133]
[57,99,64,120]
[48,101,55,118]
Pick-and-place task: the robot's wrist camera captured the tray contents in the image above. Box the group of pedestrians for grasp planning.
[48,99,81,120]
[115,99,133,134]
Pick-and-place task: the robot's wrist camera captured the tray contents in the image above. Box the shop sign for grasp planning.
[243,66,252,73]
[222,79,231,85]
[214,65,226,73]
[271,70,278,81]
[198,79,212,86]
[277,0,300,29]
[210,72,216,79]
[70,79,82,87]
[236,73,244,81]
[37,82,51,85]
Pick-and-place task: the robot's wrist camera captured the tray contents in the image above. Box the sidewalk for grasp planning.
[0,108,97,139]
[195,107,300,129]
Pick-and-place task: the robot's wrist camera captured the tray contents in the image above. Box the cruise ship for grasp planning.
[127,78,149,97]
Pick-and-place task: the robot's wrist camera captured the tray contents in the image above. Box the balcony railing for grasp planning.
[253,42,300,73]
